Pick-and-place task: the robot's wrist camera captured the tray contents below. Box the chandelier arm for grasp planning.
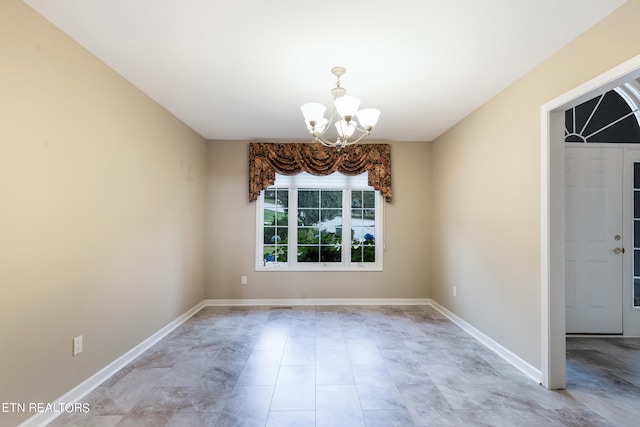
[342,131,372,146]
[321,101,377,143]
[350,122,375,134]
[311,107,337,141]
[315,135,337,147]
[314,125,372,148]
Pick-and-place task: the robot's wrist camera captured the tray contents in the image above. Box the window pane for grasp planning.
[352,218,374,242]
[363,245,375,262]
[320,229,341,244]
[321,209,342,223]
[298,190,319,208]
[277,227,288,244]
[298,246,319,262]
[298,227,319,244]
[320,246,341,262]
[264,188,288,263]
[363,191,376,208]
[321,191,342,208]
[298,209,319,226]
[266,227,288,245]
[264,227,275,244]
[350,190,376,263]
[265,245,288,262]
[266,210,284,226]
[264,245,275,262]
[265,189,286,225]
[276,246,288,262]
[635,166,640,306]
[352,191,363,208]
[264,208,275,225]
[351,244,375,263]
[351,245,362,262]
[275,209,288,226]
[265,189,276,202]
[277,190,288,207]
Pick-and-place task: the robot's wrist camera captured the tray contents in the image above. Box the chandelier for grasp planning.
[300,66,380,149]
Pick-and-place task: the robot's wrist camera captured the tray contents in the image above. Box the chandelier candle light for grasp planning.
[301,66,381,149]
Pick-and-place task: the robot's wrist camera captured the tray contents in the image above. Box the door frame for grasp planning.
[541,54,640,389]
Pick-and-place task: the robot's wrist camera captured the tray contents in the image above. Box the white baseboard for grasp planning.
[429,300,542,384]
[17,301,206,427]
[566,334,640,338]
[203,298,433,306]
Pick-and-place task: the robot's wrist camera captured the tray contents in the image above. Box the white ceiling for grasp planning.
[24,0,626,142]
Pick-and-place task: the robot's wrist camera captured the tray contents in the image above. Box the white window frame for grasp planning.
[255,172,384,271]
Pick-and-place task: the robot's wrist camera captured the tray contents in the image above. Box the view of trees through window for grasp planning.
[261,180,377,267]
[351,190,376,263]
[263,189,288,263]
[297,189,343,262]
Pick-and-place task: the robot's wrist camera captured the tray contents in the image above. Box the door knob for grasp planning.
[612,247,625,254]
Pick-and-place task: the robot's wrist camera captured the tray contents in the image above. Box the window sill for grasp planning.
[256,263,383,272]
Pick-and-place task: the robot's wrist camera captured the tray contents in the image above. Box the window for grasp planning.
[635,162,640,307]
[256,172,383,271]
[565,86,640,143]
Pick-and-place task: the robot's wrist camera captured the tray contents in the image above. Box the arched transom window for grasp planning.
[565,82,640,143]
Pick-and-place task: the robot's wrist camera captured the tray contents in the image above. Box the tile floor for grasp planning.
[47,305,640,426]
[566,336,640,427]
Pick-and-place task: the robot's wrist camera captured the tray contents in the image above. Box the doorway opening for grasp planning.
[564,86,640,335]
[542,54,640,390]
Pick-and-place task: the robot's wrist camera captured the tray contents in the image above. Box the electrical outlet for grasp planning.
[241,276,247,285]
[453,287,457,297]
[73,335,83,356]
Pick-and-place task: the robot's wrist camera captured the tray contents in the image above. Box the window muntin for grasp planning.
[634,162,640,307]
[256,172,383,271]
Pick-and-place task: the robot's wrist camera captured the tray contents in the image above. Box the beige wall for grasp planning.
[205,140,432,300]
[5,0,640,423]
[430,0,640,369]
[0,2,207,425]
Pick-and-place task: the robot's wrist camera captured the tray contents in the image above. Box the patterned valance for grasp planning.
[249,143,392,202]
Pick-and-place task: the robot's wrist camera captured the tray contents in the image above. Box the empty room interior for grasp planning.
[4,0,640,426]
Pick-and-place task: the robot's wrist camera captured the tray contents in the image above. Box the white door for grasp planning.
[565,146,623,334]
